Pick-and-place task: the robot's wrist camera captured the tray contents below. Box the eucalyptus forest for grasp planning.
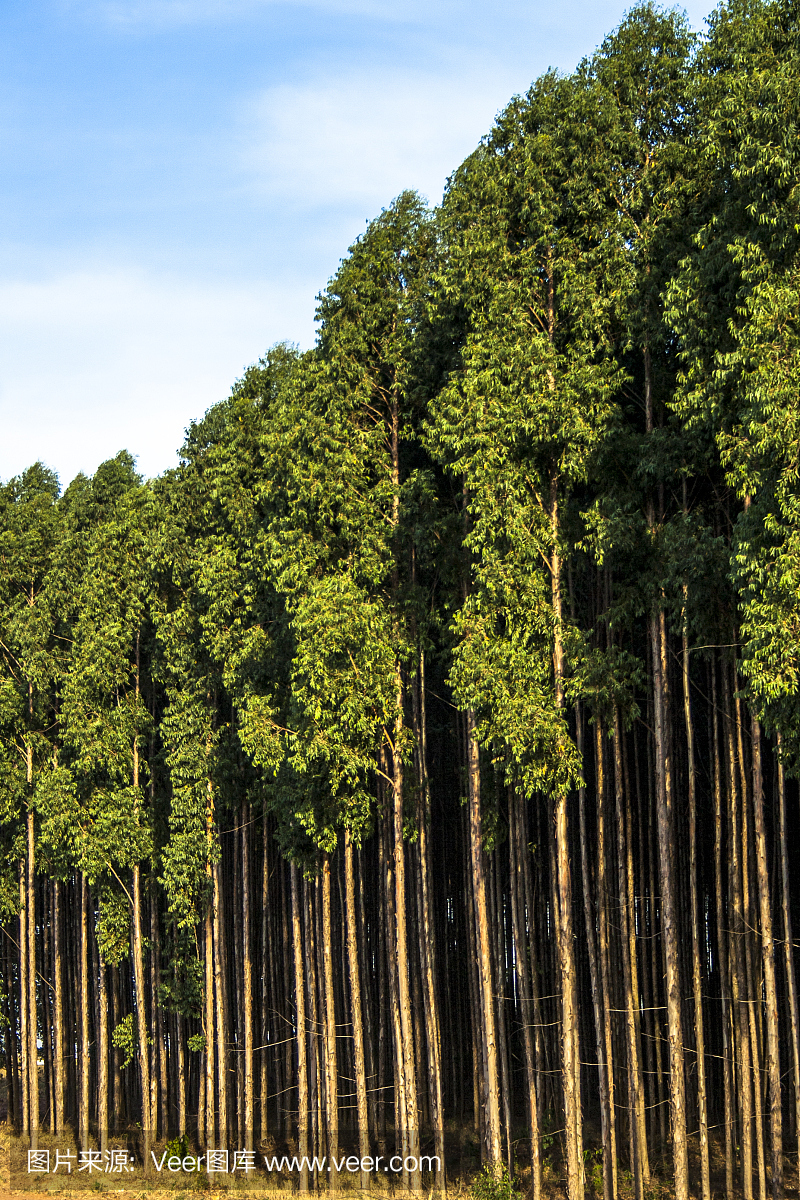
[3,1,800,1197]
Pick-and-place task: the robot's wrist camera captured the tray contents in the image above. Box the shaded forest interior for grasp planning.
[3,2,800,1199]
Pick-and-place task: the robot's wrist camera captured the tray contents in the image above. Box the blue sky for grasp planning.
[1,0,713,487]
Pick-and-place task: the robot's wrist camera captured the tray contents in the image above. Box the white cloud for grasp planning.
[0,267,315,487]
[240,68,515,213]
[79,0,428,29]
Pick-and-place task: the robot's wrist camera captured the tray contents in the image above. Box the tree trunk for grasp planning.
[131,635,151,1168]
[413,653,445,1187]
[682,614,710,1200]
[132,863,152,1165]
[112,964,123,1131]
[776,737,800,1179]
[53,879,64,1137]
[304,879,322,1179]
[578,707,614,1200]
[213,859,229,1151]
[509,784,541,1200]
[726,674,753,1200]
[466,709,503,1170]
[176,1003,186,1138]
[322,853,339,1185]
[393,683,421,1190]
[345,829,371,1189]
[79,873,90,1150]
[550,473,583,1200]
[613,707,647,1200]
[751,717,783,1199]
[98,946,109,1154]
[19,868,29,1142]
[148,883,162,1140]
[290,864,310,1193]
[242,800,254,1152]
[260,809,270,1146]
[711,665,735,1200]
[204,902,216,1151]
[595,719,618,1200]
[651,609,688,1200]
[26,802,38,1150]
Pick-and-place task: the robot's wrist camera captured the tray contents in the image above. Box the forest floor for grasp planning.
[1,1123,797,1200]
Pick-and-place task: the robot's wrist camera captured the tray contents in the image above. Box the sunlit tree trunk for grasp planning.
[751,717,783,1199]
[650,608,688,1200]
[290,864,310,1193]
[614,706,647,1200]
[550,469,583,1200]
[682,608,709,1200]
[577,706,613,1200]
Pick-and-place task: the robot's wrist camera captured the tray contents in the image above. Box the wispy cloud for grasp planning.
[240,67,515,214]
[74,0,431,30]
[0,267,314,485]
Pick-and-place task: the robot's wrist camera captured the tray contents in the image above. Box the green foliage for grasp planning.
[111,1013,137,1069]
[165,1134,190,1161]
[471,1164,520,1200]
[95,885,131,964]
[665,0,800,757]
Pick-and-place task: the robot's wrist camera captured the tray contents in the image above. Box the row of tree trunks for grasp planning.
[5,649,799,1200]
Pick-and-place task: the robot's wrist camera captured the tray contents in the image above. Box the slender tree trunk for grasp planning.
[357,846,378,1145]
[509,784,541,1200]
[242,800,254,1152]
[204,902,216,1151]
[53,879,64,1137]
[549,472,583,1200]
[682,613,710,1200]
[520,793,546,1130]
[737,691,767,1200]
[577,700,611,1200]
[651,608,688,1200]
[42,893,54,1136]
[711,666,735,1200]
[578,707,613,1200]
[595,719,618,1200]
[98,946,109,1154]
[290,864,310,1193]
[345,830,371,1189]
[490,845,513,1170]
[260,810,270,1146]
[148,883,162,1140]
[412,654,445,1187]
[393,682,421,1190]
[3,930,18,1129]
[176,1002,186,1138]
[384,795,409,1181]
[233,829,244,1152]
[776,739,800,1177]
[466,709,503,1170]
[463,794,482,1144]
[132,863,152,1165]
[751,717,783,1199]
[613,707,647,1200]
[322,853,339,1186]
[280,864,292,1141]
[726,674,754,1200]
[131,635,151,1168]
[26,800,38,1150]
[112,964,123,1131]
[79,873,90,1151]
[19,866,29,1143]
[213,859,229,1151]
[304,879,321,1178]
